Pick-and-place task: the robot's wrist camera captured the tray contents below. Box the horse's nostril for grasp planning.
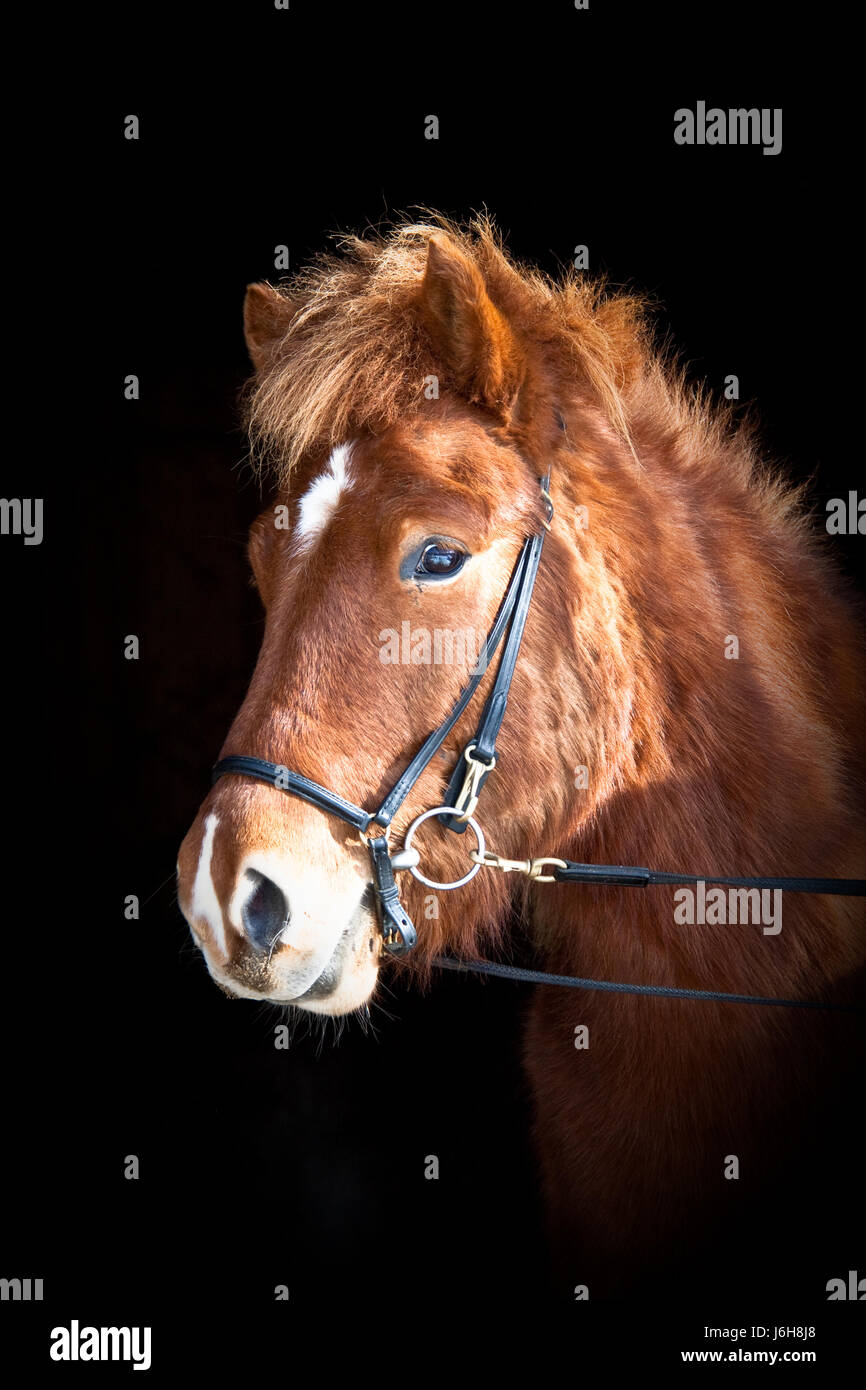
[242,870,290,953]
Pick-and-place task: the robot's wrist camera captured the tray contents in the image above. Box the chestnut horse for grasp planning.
[177,217,866,1294]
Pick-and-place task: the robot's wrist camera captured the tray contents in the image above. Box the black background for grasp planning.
[2,2,862,1372]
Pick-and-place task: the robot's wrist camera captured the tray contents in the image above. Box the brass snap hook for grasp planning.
[452,743,496,823]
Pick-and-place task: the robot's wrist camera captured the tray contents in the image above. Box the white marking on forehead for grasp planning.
[192,813,227,956]
[295,441,355,553]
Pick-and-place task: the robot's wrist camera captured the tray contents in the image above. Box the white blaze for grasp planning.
[295,441,355,553]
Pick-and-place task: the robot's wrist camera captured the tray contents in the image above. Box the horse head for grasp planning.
[176,221,638,1013]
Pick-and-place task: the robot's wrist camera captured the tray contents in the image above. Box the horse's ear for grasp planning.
[418,234,524,415]
[244,283,298,373]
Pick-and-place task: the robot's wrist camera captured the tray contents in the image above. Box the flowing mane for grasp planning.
[245,214,649,479]
[245,213,815,535]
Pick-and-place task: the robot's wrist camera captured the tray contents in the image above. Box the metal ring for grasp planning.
[403,807,486,890]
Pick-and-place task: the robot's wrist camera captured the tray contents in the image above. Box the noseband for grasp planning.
[210,463,866,1007]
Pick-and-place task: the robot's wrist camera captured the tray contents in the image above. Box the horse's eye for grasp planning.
[414,542,467,578]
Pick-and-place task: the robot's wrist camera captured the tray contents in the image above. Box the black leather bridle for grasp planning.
[212,472,554,957]
[210,463,866,1007]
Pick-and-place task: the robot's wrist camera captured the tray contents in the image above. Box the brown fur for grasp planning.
[182,214,866,1294]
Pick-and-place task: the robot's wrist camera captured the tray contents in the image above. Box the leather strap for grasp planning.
[367,836,417,955]
[211,755,374,832]
[432,956,864,1012]
[553,861,866,895]
[473,530,546,763]
[440,473,551,832]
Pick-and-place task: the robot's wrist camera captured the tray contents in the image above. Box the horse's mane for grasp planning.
[244,210,813,555]
[245,212,660,482]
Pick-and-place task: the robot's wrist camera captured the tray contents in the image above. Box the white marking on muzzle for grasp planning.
[191,813,227,955]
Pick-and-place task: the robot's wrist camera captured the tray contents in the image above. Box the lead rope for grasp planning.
[399,849,865,1012]
[430,955,863,1012]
